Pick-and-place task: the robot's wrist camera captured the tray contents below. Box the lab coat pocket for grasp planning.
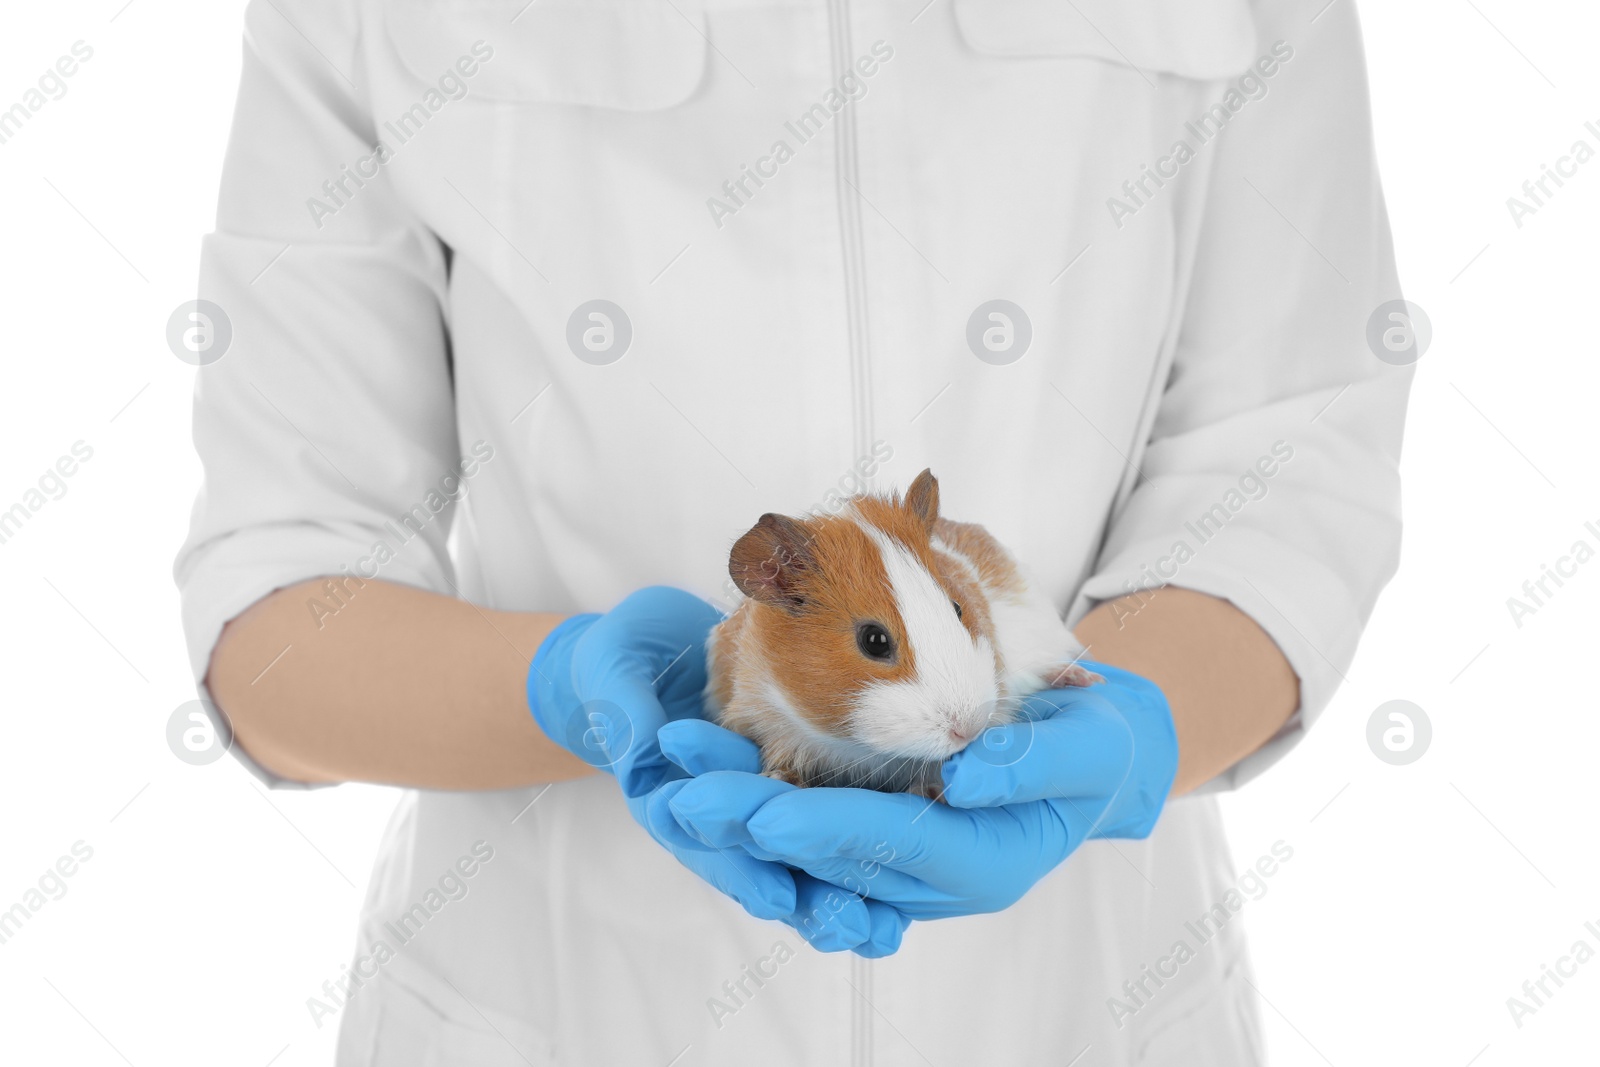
[383,0,709,110]
[342,966,557,1067]
[1132,949,1265,1067]
[952,0,1258,80]
[378,0,716,301]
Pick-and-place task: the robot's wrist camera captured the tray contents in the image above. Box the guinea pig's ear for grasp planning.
[904,468,940,529]
[729,513,815,612]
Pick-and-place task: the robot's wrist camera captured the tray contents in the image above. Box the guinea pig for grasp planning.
[704,469,1101,800]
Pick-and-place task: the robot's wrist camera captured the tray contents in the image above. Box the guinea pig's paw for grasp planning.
[1046,663,1105,688]
[761,764,805,787]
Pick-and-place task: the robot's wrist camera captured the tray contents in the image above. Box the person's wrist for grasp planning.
[525,612,601,750]
[1078,662,1178,840]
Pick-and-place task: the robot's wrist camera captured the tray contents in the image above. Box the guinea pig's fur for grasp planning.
[705,469,1099,799]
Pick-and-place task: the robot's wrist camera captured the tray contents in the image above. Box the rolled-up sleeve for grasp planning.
[1070,1,1414,789]
[173,0,458,785]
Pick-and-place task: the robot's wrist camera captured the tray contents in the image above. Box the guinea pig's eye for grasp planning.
[855,622,895,661]
[951,599,964,620]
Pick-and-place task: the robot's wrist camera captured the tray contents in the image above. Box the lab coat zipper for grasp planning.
[852,951,872,1066]
[827,0,874,1063]
[828,0,874,492]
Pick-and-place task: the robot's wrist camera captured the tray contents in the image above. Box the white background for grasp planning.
[1,1,1596,1064]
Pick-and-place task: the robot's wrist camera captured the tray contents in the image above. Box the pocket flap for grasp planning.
[383,0,709,110]
[954,0,1259,80]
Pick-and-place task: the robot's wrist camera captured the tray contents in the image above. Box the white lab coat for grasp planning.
[176,0,1410,1062]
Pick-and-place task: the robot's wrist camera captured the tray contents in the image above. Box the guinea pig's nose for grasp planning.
[948,724,980,744]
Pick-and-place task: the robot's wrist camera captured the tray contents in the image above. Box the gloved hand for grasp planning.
[663,662,1177,921]
[526,586,909,955]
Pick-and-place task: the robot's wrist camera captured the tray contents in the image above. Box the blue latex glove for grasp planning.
[526,586,909,956]
[664,662,1177,921]
[656,721,910,957]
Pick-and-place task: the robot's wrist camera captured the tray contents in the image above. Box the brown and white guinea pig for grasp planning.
[704,469,1101,800]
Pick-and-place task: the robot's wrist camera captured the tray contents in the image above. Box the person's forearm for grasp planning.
[206,577,598,789]
[1074,587,1299,796]
[209,577,1291,794]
